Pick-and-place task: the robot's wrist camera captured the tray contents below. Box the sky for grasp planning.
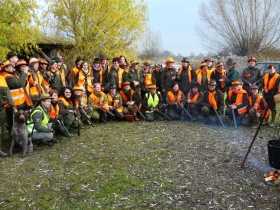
[145,0,206,56]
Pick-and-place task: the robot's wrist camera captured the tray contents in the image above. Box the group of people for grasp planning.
[0,52,278,157]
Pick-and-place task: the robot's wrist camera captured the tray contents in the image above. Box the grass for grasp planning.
[1,119,280,209]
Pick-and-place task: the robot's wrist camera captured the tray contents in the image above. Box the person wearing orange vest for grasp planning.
[27,58,47,103]
[242,85,269,128]
[120,81,140,122]
[0,60,33,133]
[263,64,280,126]
[67,57,83,87]
[185,82,202,121]
[53,56,67,87]
[241,56,263,94]
[204,57,215,72]
[105,57,124,92]
[39,59,51,93]
[88,83,109,123]
[142,84,166,121]
[74,61,94,96]
[139,60,156,99]
[57,87,81,130]
[199,80,225,125]
[0,72,14,156]
[91,58,104,86]
[210,62,227,93]
[166,83,186,120]
[225,80,249,126]
[195,62,212,92]
[49,89,74,138]
[6,51,18,66]
[177,57,196,96]
[119,55,129,71]
[106,84,124,120]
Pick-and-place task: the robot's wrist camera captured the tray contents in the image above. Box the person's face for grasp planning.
[208,85,216,91]
[154,66,159,71]
[41,99,52,108]
[120,57,125,64]
[149,88,156,94]
[40,63,47,70]
[81,89,86,96]
[251,88,258,96]
[95,84,101,92]
[227,64,233,69]
[77,60,83,68]
[82,62,88,69]
[101,59,107,65]
[144,64,149,69]
[9,56,18,64]
[192,87,198,93]
[51,93,58,102]
[173,84,179,91]
[268,66,275,74]
[56,62,62,68]
[51,63,57,70]
[202,66,207,71]
[132,64,138,70]
[249,60,256,67]
[166,62,174,68]
[113,61,119,68]
[93,62,100,68]
[64,89,72,98]
[110,88,116,94]
[232,84,240,90]
[182,61,189,67]
[206,60,213,67]
[216,66,223,71]
[5,64,14,73]
[33,62,39,70]
[124,84,130,91]
[20,65,27,72]
[74,90,82,96]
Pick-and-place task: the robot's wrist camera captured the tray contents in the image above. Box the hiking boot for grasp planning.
[134,116,139,121]
[0,150,7,157]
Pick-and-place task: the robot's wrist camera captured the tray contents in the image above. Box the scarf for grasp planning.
[82,68,89,74]
[208,90,217,110]
[93,66,101,71]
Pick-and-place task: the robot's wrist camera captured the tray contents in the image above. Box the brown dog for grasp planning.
[9,110,30,158]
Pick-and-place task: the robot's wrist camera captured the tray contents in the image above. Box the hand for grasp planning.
[133,81,139,87]
[69,110,74,114]
[187,99,191,103]
[162,89,165,93]
[264,89,268,93]
[33,81,38,85]
[256,112,260,117]
[219,79,224,82]
[249,83,253,87]
[230,105,237,109]
[109,106,114,110]
[171,76,176,80]
[101,87,104,91]
[13,109,18,114]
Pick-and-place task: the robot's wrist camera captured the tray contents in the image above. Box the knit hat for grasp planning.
[130,60,139,67]
[216,62,223,67]
[208,79,217,86]
[93,58,101,64]
[143,60,151,66]
[191,82,200,89]
[123,81,130,86]
[6,51,18,60]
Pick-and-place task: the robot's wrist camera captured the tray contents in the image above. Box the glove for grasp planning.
[171,76,176,80]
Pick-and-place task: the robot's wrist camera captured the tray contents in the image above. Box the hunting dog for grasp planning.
[9,110,30,158]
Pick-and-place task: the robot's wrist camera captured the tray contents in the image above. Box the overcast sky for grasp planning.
[146,0,206,56]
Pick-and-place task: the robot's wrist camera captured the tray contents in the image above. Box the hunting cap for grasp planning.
[93,58,101,64]
[216,62,223,67]
[200,62,207,68]
[204,57,214,62]
[181,57,190,63]
[226,58,236,65]
[208,79,217,86]
[6,51,18,60]
[1,60,14,69]
[15,59,27,67]
[148,84,157,89]
[166,57,174,63]
[29,58,39,65]
[143,60,151,66]
[191,81,200,89]
[232,80,242,85]
[39,59,48,65]
[38,93,54,103]
[109,84,117,89]
[123,81,130,86]
[52,57,62,62]
[72,85,83,91]
[251,85,259,89]
[248,56,257,63]
[49,60,56,66]
[130,60,139,67]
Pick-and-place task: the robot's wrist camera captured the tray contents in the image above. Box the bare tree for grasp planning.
[197,0,280,56]
[139,26,163,59]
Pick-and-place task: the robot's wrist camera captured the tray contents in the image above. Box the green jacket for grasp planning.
[160,67,178,92]
[224,66,239,85]
[0,76,14,111]
[199,89,225,114]
[122,68,141,90]
[49,70,64,92]
[241,66,263,91]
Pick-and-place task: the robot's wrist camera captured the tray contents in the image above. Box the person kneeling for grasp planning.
[27,94,54,145]
[142,84,166,121]
[107,84,124,121]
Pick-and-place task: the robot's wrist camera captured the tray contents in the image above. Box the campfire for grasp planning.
[265,171,280,184]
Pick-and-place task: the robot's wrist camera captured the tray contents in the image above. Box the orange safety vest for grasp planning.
[249,95,269,118]
[56,67,66,86]
[107,93,123,112]
[120,90,134,103]
[215,69,226,88]
[118,68,124,89]
[167,91,183,103]
[263,73,280,92]
[196,69,212,85]
[90,66,103,85]
[50,103,59,118]
[58,96,74,107]
[89,91,109,110]
[178,66,192,82]
[187,92,199,102]
[228,89,248,114]
[0,71,32,107]
[28,71,46,96]
[0,76,11,108]
[78,70,94,93]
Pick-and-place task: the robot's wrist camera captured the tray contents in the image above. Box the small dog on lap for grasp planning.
[9,110,32,158]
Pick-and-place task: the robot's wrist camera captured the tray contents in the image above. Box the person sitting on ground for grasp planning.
[88,83,109,123]
[57,86,81,129]
[77,86,93,124]
[225,80,248,126]
[185,82,202,121]
[166,82,186,120]
[199,79,225,125]
[106,84,124,121]
[120,81,140,122]
[142,84,166,121]
[242,85,269,129]
[27,93,57,145]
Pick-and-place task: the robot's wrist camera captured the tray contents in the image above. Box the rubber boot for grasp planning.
[133,112,139,121]
[99,112,107,123]
[269,111,277,127]
[0,137,7,157]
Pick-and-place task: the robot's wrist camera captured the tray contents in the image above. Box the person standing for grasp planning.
[220,58,239,93]
[177,57,196,96]
[105,57,124,92]
[139,60,156,99]
[241,56,263,94]
[210,62,227,93]
[204,57,215,72]
[68,57,83,87]
[195,62,212,92]
[153,64,163,92]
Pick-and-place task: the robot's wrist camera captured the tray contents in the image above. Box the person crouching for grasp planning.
[142,84,166,121]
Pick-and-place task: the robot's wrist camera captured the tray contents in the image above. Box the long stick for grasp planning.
[155,109,172,121]
[177,102,192,118]
[211,105,224,127]
[232,108,237,128]
[241,77,280,168]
